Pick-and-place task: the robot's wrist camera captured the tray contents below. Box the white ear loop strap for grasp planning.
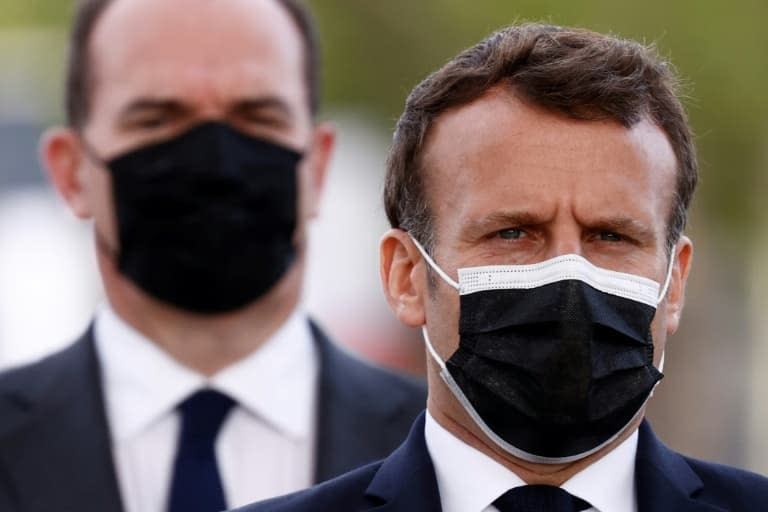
[422,326,449,372]
[656,252,676,306]
[409,236,460,290]
[652,252,673,384]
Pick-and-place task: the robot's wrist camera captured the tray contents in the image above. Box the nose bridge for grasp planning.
[546,212,583,259]
[183,68,231,119]
[197,95,226,119]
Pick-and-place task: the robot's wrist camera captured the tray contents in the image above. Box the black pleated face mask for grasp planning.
[92,122,303,314]
[412,237,671,463]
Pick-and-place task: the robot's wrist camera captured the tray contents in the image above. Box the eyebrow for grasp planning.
[228,97,294,122]
[586,216,657,242]
[117,98,190,123]
[463,211,657,242]
[463,211,547,238]
[116,96,295,125]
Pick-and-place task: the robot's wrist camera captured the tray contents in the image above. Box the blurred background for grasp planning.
[1,0,766,474]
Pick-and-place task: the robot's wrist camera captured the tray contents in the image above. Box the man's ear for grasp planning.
[40,127,93,219]
[380,229,426,328]
[304,122,335,217]
[665,235,693,336]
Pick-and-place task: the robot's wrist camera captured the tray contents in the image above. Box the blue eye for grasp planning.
[498,228,524,240]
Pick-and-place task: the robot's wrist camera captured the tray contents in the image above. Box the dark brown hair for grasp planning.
[385,23,697,254]
[65,0,320,128]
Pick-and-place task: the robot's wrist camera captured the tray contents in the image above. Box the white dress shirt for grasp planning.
[425,412,638,512]
[94,304,318,512]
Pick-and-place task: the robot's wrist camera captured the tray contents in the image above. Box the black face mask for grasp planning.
[412,239,670,463]
[91,122,303,314]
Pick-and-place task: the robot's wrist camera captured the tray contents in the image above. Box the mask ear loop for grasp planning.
[408,235,460,290]
[408,235,457,370]
[421,326,449,373]
[656,251,676,306]
[651,251,675,383]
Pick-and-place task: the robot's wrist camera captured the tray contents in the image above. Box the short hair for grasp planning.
[65,0,321,129]
[384,23,698,255]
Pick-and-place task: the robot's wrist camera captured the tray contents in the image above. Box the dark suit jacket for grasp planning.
[239,412,768,512]
[0,321,426,512]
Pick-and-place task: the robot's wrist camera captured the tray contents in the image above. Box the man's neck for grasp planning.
[427,389,644,487]
[101,256,304,377]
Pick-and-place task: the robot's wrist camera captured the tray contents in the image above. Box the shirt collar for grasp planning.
[212,308,317,439]
[94,303,317,443]
[561,428,638,512]
[425,411,525,512]
[424,411,637,512]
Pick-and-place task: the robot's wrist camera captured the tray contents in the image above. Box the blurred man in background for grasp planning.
[237,23,768,511]
[0,0,425,511]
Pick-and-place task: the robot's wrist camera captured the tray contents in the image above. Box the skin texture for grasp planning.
[41,0,335,376]
[380,87,693,485]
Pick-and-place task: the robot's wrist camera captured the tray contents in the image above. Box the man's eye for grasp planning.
[135,117,168,129]
[599,232,624,242]
[243,113,284,126]
[498,228,525,240]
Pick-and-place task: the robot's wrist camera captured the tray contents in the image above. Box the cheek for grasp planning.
[289,162,316,249]
[295,162,315,219]
[425,281,462,360]
[83,166,119,240]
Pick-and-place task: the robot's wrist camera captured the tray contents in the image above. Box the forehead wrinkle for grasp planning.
[110,64,292,104]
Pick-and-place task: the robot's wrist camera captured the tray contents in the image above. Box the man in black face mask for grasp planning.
[0,1,425,511]
[235,23,768,512]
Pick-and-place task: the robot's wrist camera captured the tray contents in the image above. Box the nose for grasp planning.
[545,224,583,260]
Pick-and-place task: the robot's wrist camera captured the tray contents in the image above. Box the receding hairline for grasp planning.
[418,83,677,174]
[69,0,318,128]
[415,85,681,243]
[88,0,304,76]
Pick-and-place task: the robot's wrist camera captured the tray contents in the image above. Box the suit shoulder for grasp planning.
[685,455,768,505]
[313,323,426,407]
[0,337,89,412]
[0,343,74,392]
[233,461,382,512]
[340,349,426,396]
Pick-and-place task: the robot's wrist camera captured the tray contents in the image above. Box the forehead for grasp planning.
[419,88,678,230]
[88,0,306,117]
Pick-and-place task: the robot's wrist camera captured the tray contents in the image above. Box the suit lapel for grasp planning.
[359,416,732,512]
[635,420,725,512]
[0,328,124,512]
[364,413,441,512]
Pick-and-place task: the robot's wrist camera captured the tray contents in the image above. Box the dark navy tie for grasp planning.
[167,389,235,512]
[493,485,591,512]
